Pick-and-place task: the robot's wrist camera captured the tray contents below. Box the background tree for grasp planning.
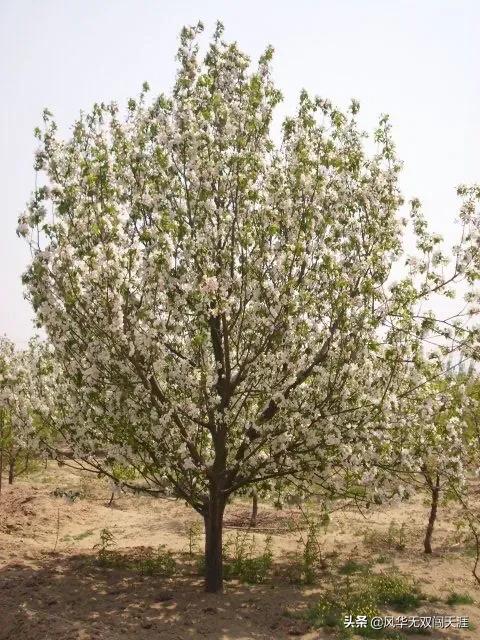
[19,23,480,592]
[387,372,473,554]
[0,337,51,491]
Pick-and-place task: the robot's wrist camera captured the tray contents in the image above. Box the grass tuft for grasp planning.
[339,559,370,575]
[307,570,422,638]
[94,527,175,576]
[446,592,474,605]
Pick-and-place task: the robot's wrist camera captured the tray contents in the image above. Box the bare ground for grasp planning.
[0,464,478,640]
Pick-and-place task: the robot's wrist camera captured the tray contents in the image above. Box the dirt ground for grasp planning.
[0,464,479,640]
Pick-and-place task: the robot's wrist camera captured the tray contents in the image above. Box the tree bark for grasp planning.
[8,458,14,485]
[424,474,440,554]
[250,490,258,528]
[0,449,3,496]
[203,487,226,593]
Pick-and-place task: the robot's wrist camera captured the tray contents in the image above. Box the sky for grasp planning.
[0,0,479,345]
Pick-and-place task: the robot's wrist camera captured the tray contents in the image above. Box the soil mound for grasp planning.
[0,487,39,534]
[224,507,304,532]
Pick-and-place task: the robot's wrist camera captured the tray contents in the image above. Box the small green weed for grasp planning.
[183,521,202,556]
[195,532,273,583]
[307,570,422,638]
[446,592,474,605]
[339,559,370,575]
[287,512,326,585]
[94,527,116,563]
[93,528,175,576]
[132,545,176,576]
[363,522,407,552]
[368,573,421,612]
[223,531,273,584]
[307,589,379,635]
[52,487,82,502]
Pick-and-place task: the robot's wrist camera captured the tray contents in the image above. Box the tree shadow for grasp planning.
[0,552,474,640]
[0,552,318,640]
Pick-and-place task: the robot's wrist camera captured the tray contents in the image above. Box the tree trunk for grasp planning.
[8,458,14,485]
[250,490,258,528]
[0,449,3,496]
[203,488,226,593]
[424,474,440,554]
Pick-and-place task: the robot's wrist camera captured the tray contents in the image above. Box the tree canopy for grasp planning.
[18,23,480,591]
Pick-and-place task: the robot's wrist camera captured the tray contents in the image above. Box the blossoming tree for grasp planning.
[19,23,480,591]
[379,371,474,554]
[0,337,51,491]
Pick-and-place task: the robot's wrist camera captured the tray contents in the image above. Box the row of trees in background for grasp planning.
[6,23,480,592]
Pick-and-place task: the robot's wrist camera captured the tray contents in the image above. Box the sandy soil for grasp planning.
[0,464,479,640]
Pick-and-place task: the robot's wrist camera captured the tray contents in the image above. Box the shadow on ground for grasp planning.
[0,552,474,640]
[0,552,319,640]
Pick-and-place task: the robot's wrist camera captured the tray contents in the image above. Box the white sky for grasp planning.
[1,0,479,345]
